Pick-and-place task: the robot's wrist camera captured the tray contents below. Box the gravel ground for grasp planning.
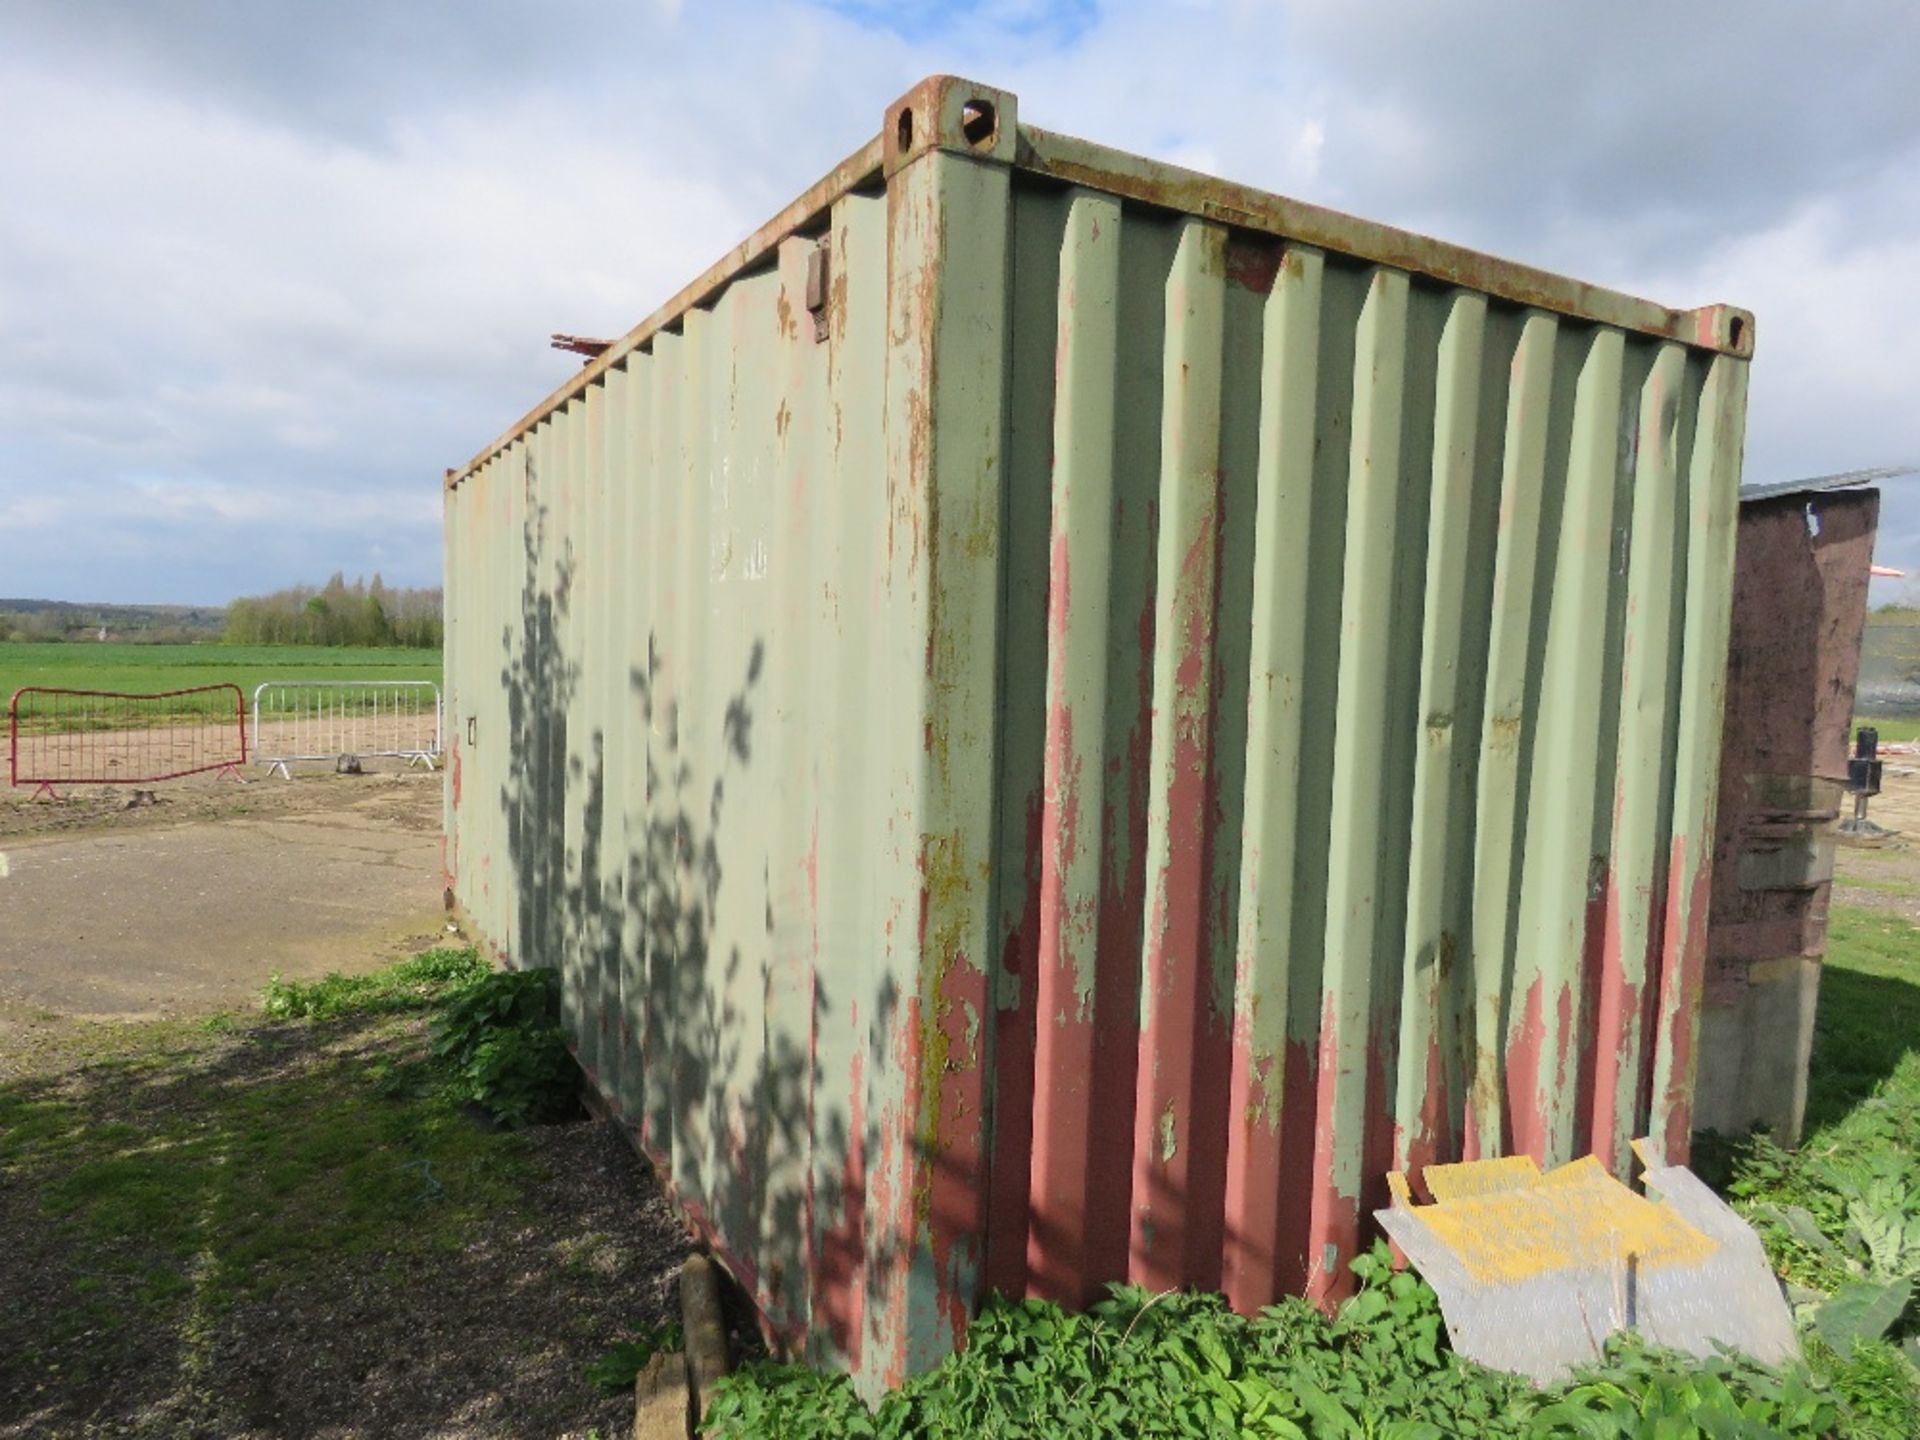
[184,1121,692,1440]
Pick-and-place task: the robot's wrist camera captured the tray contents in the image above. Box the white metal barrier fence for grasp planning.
[251,681,442,778]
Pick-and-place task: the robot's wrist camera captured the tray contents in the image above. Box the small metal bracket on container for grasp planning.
[805,241,831,344]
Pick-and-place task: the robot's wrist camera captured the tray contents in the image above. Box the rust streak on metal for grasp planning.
[1014,125,1753,360]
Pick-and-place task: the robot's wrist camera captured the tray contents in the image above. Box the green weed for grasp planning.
[705,903,1920,1438]
[263,950,576,1125]
[261,946,487,1020]
[703,1248,1843,1439]
[1705,902,1920,1435]
[586,1322,684,1394]
[431,966,578,1126]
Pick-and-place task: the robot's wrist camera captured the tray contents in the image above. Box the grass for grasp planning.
[260,946,488,1021]
[1,640,441,701]
[1829,873,1920,897]
[1686,902,1920,1436]
[2,960,694,1436]
[1853,713,1920,745]
[1,950,548,1429]
[0,951,514,1381]
[1802,906,1920,1131]
[0,947,690,1437]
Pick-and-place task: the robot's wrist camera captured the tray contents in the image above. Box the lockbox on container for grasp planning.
[442,76,1754,1395]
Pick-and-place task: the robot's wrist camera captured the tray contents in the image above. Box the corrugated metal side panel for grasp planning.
[987,176,1748,1314]
[447,187,933,1381]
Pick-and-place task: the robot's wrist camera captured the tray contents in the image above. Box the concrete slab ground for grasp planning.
[0,772,445,1032]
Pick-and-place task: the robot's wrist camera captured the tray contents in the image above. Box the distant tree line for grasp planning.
[0,599,227,644]
[224,574,442,648]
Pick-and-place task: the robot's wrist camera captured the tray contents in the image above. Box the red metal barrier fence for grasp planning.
[7,685,249,797]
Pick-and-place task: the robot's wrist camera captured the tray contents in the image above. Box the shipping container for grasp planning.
[1696,485,1877,1145]
[443,76,1755,1393]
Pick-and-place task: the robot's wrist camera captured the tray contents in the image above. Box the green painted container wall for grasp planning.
[443,77,1754,1395]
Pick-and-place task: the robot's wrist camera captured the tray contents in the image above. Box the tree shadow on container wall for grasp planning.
[492,466,888,1353]
[499,462,574,982]
[486,456,1332,1374]
[619,634,899,1343]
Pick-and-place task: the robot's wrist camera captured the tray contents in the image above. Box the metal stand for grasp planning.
[1837,726,1894,842]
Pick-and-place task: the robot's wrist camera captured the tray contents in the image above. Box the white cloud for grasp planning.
[1290,120,1325,181]
[0,0,1916,602]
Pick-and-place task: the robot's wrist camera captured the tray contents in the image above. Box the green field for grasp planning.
[1854,713,1920,745]
[1,642,441,701]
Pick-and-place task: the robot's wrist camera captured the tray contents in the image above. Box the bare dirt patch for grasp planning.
[0,769,447,1039]
[0,757,440,843]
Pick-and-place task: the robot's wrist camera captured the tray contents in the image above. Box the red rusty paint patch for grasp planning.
[1589,841,1633,1165]
[1224,236,1282,295]
[1130,515,1229,1292]
[1504,977,1549,1162]
[1393,1028,1450,1181]
[928,949,991,1343]
[870,988,925,1391]
[1304,989,1346,1306]
[1657,835,1713,1164]
[815,1003,867,1366]
[1074,654,1152,1297]
[1553,978,1575,1136]
[1359,1016,1395,1253]
[1221,1036,1285,1313]
[1028,613,1103,1304]
[1588,861,1653,1170]
[1274,1035,1318,1292]
[1305,983,1398,1309]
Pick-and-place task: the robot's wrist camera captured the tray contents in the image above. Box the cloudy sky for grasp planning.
[4,0,1917,605]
